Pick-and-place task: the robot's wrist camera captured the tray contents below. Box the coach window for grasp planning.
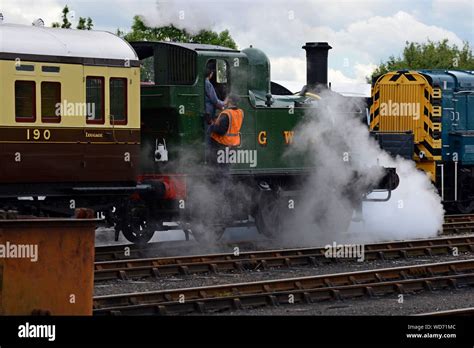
[15,65,35,72]
[42,66,60,73]
[86,76,105,124]
[110,78,127,125]
[15,81,36,122]
[41,82,61,123]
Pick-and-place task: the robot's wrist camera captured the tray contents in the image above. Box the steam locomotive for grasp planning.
[0,23,398,244]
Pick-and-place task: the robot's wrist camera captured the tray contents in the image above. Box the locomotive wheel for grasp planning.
[456,170,474,213]
[119,201,155,245]
[255,192,284,238]
[456,200,474,214]
[121,220,155,245]
[185,184,228,243]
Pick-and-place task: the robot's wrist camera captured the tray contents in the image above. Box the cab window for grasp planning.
[216,59,228,84]
[206,59,229,101]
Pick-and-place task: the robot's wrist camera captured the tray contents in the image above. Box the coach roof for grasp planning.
[0,23,138,66]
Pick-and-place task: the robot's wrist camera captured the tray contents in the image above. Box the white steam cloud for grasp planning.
[141,1,217,34]
[355,156,445,242]
[280,90,444,246]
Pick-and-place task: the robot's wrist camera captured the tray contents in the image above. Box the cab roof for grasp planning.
[131,41,239,60]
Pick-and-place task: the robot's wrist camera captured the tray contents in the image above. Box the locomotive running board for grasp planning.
[71,184,152,192]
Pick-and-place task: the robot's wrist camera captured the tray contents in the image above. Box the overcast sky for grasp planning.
[2,0,473,92]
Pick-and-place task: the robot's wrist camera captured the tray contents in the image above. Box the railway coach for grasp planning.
[0,24,148,227]
[0,23,141,186]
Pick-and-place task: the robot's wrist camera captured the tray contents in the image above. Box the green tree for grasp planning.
[120,16,237,81]
[86,17,93,30]
[52,5,72,28]
[76,16,93,30]
[76,17,86,30]
[51,6,93,30]
[370,39,474,81]
[192,29,237,49]
[116,28,125,37]
[122,15,237,49]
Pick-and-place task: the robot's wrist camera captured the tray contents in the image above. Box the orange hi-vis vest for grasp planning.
[211,108,244,147]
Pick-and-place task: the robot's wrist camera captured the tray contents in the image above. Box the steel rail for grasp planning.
[442,221,474,234]
[93,236,474,281]
[444,214,474,223]
[416,307,474,316]
[93,259,474,315]
[95,240,263,262]
[95,217,474,262]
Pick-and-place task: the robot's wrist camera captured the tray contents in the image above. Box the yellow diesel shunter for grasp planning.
[370,69,474,212]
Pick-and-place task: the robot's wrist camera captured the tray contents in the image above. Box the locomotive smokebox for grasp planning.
[302,42,332,90]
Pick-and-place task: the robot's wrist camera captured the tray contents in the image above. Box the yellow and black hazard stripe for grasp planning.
[369,85,381,131]
[370,70,442,181]
[388,71,417,82]
[418,75,442,161]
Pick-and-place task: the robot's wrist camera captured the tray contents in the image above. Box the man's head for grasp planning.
[225,94,240,108]
[205,68,214,79]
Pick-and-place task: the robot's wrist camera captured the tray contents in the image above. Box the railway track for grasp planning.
[95,215,474,262]
[93,258,474,315]
[442,222,474,234]
[444,213,474,223]
[417,307,474,316]
[443,213,474,234]
[93,235,474,281]
[95,240,266,262]
[442,217,474,234]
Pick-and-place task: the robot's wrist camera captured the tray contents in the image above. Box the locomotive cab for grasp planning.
[131,41,248,173]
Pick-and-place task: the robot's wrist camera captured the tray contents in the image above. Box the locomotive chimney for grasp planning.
[302,42,332,90]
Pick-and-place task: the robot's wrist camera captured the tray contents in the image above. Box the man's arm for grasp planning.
[205,80,224,109]
[209,113,229,135]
